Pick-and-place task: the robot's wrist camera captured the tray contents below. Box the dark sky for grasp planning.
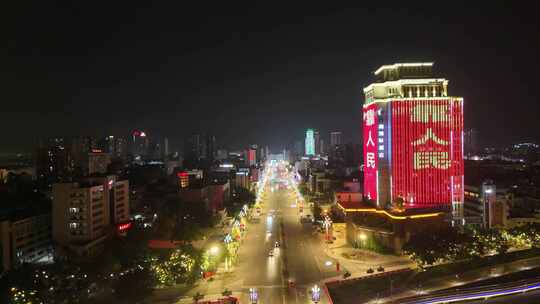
[2,2,539,152]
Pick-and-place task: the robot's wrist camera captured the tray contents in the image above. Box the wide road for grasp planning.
[235,164,340,303]
[149,164,339,303]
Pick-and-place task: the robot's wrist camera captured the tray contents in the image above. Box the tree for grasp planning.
[222,288,232,297]
[113,267,155,303]
[312,203,323,221]
[193,292,204,303]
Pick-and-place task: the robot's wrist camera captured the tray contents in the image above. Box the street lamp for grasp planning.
[209,246,219,255]
[249,287,258,304]
[311,285,321,303]
[359,233,367,248]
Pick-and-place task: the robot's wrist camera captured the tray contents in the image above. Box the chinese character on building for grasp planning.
[364,109,375,126]
[366,152,376,168]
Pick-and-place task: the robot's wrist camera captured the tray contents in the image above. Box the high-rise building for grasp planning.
[84,152,111,175]
[363,62,464,214]
[52,175,130,257]
[246,145,257,166]
[464,129,479,156]
[330,131,342,147]
[36,137,71,184]
[131,130,149,159]
[71,136,97,170]
[205,134,216,162]
[99,136,127,160]
[52,181,109,256]
[305,129,315,156]
[320,139,325,156]
[163,137,169,160]
[314,130,321,155]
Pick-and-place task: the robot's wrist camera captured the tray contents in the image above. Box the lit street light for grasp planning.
[249,287,258,303]
[210,246,219,255]
[311,285,321,303]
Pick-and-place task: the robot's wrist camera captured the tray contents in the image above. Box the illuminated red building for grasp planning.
[363,63,463,216]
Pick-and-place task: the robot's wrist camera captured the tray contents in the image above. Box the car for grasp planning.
[366,268,374,274]
[268,250,274,257]
[377,266,385,272]
[275,241,280,248]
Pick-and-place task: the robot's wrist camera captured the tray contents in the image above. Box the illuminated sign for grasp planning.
[177,171,189,188]
[117,222,132,232]
[363,103,378,202]
[391,98,463,208]
[305,129,315,156]
[219,164,234,168]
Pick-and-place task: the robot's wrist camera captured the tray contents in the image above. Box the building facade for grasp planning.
[0,213,52,272]
[362,63,464,215]
[305,129,315,156]
[330,131,342,147]
[52,182,109,257]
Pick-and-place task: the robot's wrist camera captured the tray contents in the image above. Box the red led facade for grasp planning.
[363,103,378,202]
[391,98,463,209]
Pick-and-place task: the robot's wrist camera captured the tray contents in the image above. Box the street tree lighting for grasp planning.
[249,287,258,303]
[311,285,321,303]
[210,246,219,255]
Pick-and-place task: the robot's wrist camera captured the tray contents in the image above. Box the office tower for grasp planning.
[163,137,169,160]
[314,130,321,155]
[52,175,129,256]
[320,139,325,156]
[84,152,111,175]
[52,181,109,256]
[36,137,71,184]
[205,134,216,162]
[464,129,479,156]
[363,62,463,213]
[330,131,342,147]
[131,130,149,158]
[305,129,315,156]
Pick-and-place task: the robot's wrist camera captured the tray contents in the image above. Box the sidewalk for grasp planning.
[320,225,412,278]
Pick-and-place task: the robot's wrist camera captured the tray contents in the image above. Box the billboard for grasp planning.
[391,98,463,208]
[363,103,379,202]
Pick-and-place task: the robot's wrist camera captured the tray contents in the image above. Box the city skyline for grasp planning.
[3,3,540,152]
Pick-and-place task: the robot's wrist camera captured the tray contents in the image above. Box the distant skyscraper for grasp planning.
[294,140,303,158]
[99,136,127,160]
[320,139,325,156]
[131,130,149,158]
[464,129,479,156]
[163,137,169,160]
[330,131,342,147]
[305,129,315,156]
[314,130,321,155]
[205,134,216,162]
[36,137,70,184]
[363,62,463,213]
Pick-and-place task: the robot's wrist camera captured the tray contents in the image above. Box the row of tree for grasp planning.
[402,223,540,268]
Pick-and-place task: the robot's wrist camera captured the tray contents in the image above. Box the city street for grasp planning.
[148,164,338,303]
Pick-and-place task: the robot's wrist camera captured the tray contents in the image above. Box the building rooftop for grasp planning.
[374,62,434,82]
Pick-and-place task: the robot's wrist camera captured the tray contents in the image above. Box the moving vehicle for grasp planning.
[268,249,274,257]
[275,241,280,248]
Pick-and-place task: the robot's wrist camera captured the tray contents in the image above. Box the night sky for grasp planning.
[2,2,539,152]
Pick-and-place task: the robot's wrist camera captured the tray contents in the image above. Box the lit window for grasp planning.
[378,124,384,130]
[378,131,384,137]
[379,138,384,143]
[379,145,384,151]
[379,153,384,158]
[69,223,79,229]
